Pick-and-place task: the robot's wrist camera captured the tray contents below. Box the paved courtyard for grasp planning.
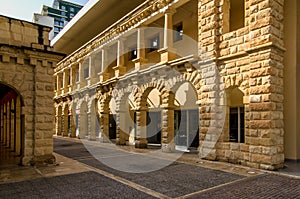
[0,137,300,198]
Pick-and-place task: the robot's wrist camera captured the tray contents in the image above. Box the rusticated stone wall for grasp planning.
[0,15,64,165]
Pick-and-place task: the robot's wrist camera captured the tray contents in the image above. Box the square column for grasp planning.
[158,8,177,63]
[62,69,70,95]
[135,109,147,148]
[161,107,175,152]
[133,27,148,70]
[99,48,111,82]
[113,39,126,77]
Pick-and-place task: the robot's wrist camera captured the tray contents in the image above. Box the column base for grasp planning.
[135,139,147,148]
[161,143,175,152]
[116,138,127,145]
[22,154,56,166]
[158,47,177,63]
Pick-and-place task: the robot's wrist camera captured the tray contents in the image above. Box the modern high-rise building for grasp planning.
[33,0,84,39]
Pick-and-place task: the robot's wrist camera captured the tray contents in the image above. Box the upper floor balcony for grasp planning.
[54,0,199,98]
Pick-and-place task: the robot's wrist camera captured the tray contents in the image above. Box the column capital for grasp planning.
[164,7,176,15]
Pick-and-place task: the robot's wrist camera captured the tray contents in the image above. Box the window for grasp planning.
[129,47,137,60]
[149,34,160,52]
[227,87,245,143]
[70,7,75,12]
[70,13,75,18]
[173,22,183,42]
[61,5,66,10]
[76,71,79,82]
[229,107,245,143]
[60,22,64,27]
[54,20,59,26]
[224,0,245,32]
[54,27,59,32]
[61,11,66,16]
[84,68,89,79]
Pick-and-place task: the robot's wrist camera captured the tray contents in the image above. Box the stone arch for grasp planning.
[170,80,200,151]
[96,91,114,142]
[79,100,88,139]
[114,91,136,145]
[0,82,24,164]
[62,103,69,137]
[133,81,169,148]
[87,96,98,140]
[223,86,245,143]
[56,105,63,136]
[68,100,76,138]
[163,71,202,103]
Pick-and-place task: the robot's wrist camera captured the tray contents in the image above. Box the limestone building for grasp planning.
[0,15,64,165]
[52,0,299,170]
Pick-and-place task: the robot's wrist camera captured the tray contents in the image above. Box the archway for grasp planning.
[62,104,69,136]
[116,93,135,145]
[56,106,62,136]
[79,101,88,139]
[0,83,23,164]
[174,82,199,151]
[135,87,163,148]
[145,88,162,146]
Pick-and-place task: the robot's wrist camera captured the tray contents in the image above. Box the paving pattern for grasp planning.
[187,174,300,199]
[54,138,244,198]
[1,138,300,199]
[0,171,156,199]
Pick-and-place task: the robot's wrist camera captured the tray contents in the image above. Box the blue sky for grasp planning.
[0,0,89,22]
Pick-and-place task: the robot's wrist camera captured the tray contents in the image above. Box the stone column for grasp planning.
[79,113,87,139]
[77,62,85,89]
[15,97,21,155]
[8,101,11,148]
[69,114,76,138]
[158,8,177,63]
[57,73,63,95]
[113,39,126,77]
[99,112,110,142]
[86,56,92,86]
[161,107,175,152]
[100,48,110,82]
[246,0,285,170]
[133,27,147,70]
[135,109,147,148]
[62,107,69,136]
[115,110,128,145]
[0,105,3,144]
[198,0,222,160]
[56,113,62,136]
[10,100,15,151]
[63,69,70,95]
[4,103,7,146]
[88,101,97,141]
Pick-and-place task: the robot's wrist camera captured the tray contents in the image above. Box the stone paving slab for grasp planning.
[0,171,157,199]
[54,138,244,198]
[186,174,300,199]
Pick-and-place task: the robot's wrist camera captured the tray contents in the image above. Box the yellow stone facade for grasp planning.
[0,16,64,165]
[53,0,296,170]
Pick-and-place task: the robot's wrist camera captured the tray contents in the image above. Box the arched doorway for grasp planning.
[145,88,162,146]
[79,101,88,139]
[135,87,162,148]
[174,82,199,152]
[63,104,69,137]
[0,83,23,164]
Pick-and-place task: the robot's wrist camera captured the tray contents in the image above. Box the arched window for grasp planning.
[227,87,245,143]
